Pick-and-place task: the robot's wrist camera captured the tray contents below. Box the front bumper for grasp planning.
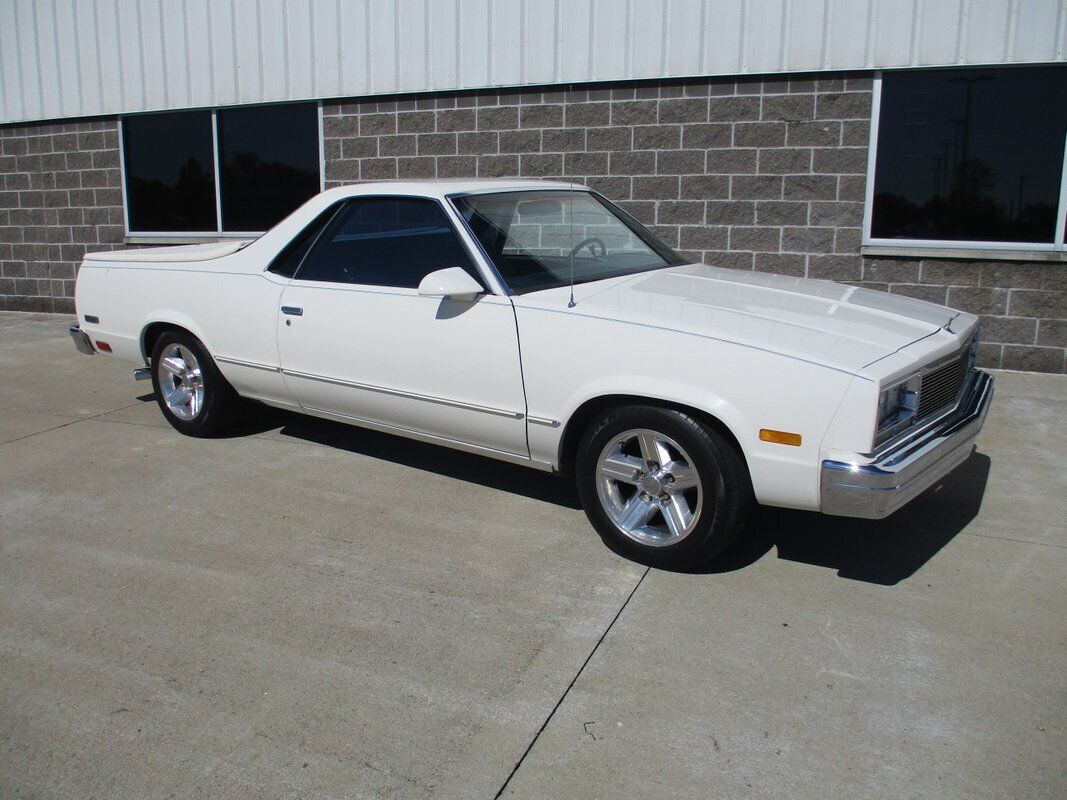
[69,325,94,355]
[820,370,993,519]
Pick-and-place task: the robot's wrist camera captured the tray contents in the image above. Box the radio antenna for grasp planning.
[567,182,576,308]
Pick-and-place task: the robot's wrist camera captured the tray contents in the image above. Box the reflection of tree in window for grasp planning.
[218,104,319,231]
[128,158,216,231]
[221,152,318,231]
[123,104,320,233]
[871,65,1067,244]
[123,110,216,232]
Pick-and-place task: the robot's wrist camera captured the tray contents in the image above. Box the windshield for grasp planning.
[451,190,689,294]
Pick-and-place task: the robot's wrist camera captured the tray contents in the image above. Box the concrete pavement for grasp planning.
[1,311,1064,799]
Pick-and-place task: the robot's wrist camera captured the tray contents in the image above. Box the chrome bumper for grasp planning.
[820,370,993,519]
[69,325,94,355]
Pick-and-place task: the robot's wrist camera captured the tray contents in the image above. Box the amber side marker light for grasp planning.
[759,428,802,446]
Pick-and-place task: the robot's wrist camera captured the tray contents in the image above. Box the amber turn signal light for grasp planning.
[759,428,802,446]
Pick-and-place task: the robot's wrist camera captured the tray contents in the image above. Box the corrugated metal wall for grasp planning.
[2,0,1065,125]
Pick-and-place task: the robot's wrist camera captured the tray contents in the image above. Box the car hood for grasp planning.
[523,263,961,374]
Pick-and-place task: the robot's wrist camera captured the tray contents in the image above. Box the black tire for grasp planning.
[150,330,241,437]
[575,405,752,570]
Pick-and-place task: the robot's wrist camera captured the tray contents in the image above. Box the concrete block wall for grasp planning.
[0,119,124,314]
[321,75,1066,373]
[855,258,1066,373]
[322,75,876,282]
[0,75,1064,372]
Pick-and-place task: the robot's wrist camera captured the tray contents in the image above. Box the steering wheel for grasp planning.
[569,237,607,260]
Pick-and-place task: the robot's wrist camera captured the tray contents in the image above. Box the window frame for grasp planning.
[862,69,1067,259]
[119,101,325,241]
[290,194,488,293]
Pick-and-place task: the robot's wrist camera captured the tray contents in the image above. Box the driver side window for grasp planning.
[297,197,480,288]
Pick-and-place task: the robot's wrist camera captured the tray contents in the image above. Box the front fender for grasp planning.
[516,307,855,511]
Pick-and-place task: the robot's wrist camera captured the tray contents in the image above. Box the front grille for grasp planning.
[917,353,967,419]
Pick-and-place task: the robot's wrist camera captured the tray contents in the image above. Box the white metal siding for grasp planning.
[1,0,1064,124]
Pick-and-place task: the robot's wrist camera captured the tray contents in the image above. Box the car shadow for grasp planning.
[701,452,992,585]
[217,401,989,585]
[225,402,583,509]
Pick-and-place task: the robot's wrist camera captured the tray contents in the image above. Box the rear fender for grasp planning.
[139,311,216,362]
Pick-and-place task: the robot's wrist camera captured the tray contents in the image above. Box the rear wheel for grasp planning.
[576,405,752,569]
[150,330,241,437]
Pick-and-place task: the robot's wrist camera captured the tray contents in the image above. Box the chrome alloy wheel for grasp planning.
[595,428,703,547]
[156,344,205,421]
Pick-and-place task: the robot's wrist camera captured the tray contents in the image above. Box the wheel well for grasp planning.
[556,394,746,476]
[140,322,193,362]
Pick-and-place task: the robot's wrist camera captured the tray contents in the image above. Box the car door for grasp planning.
[275,195,529,458]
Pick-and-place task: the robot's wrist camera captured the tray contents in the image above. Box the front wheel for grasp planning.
[576,406,752,570]
[150,330,241,437]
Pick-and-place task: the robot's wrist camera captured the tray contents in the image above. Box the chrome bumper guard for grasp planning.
[69,326,94,355]
[820,370,993,520]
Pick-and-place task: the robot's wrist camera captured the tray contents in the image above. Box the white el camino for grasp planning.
[70,180,992,568]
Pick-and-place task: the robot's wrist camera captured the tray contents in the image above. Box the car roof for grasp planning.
[320,178,590,201]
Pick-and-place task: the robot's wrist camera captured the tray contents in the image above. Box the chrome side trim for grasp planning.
[300,405,552,471]
[821,370,993,520]
[215,355,282,373]
[282,368,525,419]
[527,415,561,427]
[69,326,94,355]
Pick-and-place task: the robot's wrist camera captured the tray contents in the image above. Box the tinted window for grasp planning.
[871,65,1067,243]
[298,198,479,288]
[218,103,320,231]
[267,204,341,277]
[123,111,216,232]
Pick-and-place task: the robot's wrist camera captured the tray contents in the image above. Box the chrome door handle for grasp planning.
[281,306,303,316]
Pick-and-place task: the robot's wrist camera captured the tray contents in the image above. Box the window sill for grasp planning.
[861,245,1066,263]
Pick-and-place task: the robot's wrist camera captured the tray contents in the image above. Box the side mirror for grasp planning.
[418,267,484,302]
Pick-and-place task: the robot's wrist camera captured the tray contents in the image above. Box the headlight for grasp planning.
[877,373,921,438]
